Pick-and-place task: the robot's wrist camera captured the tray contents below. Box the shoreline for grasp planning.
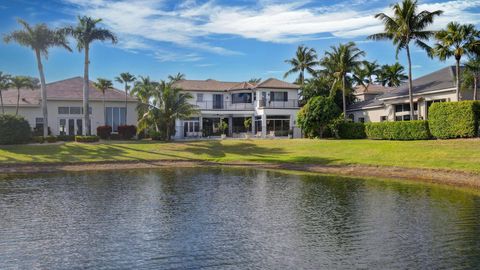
[1,160,479,189]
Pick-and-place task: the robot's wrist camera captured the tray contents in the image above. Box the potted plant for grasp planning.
[288,128,294,139]
[244,118,252,139]
[218,121,228,139]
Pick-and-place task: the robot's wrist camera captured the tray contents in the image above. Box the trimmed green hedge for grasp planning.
[0,114,32,145]
[366,120,431,140]
[428,101,480,139]
[337,122,366,139]
[75,135,100,143]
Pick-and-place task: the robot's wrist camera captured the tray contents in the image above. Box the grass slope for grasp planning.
[0,139,479,173]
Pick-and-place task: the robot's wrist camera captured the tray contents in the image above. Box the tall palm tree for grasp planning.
[377,63,408,87]
[4,19,71,137]
[248,78,262,84]
[353,60,380,91]
[284,45,317,85]
[368,0,443,119]
[65,16,117,135]
[10,76,39,116]
[93,78,113,125]
[167,72,185,83]
[462,55,480,100]
[0,72,11,114]
[322,42,365,119]
[115,72,136,124]
[431,22,480,101]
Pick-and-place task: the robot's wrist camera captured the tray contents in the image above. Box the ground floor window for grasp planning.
[358,117,365,123]
[232,117,251,133]
[106,107,126,132]
[183,118,200,137]
[58,118,83,136]
[202,118,228,137]
[254,116,262,134]
[380,116,387,122]
[266,115,290,136]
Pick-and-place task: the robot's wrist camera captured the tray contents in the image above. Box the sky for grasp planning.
[0,0,479,88]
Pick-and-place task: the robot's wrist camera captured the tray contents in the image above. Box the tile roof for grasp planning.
[354,84,394,95]
[347,66,458,111]
[1,76,137,106]
[172,78,298,91]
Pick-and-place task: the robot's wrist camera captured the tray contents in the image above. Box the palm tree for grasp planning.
[353,60,380,91]
[167,72,185,83]
[65,16,117,135]
[0,72,11,114]
[248,78,262,84]
[377,63,408,87]
[3,19,71,137]
[284,45,317,85]
[131,76,157,121]
[368,0,443,119]
[322,42,365,119]
[93,78,113,125]
[462,55,480,100]
[10,76,39,115]
[115,72,136,124]
[431,22,480,101]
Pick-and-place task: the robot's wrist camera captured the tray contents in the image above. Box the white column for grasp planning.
[251,115,255,134]
[199,116,203,137]
[261,114,267,138]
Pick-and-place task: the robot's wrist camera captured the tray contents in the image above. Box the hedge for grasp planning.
[75,135,100,143]
[428,101,480,139]
[337,122,366,139]
[118,125,137,140]
[97,125,112,139]
[365,120,431,140]
[0,115,32,145]
[56,135,75,141]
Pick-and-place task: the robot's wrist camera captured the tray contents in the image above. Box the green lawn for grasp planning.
[0,139,479,173]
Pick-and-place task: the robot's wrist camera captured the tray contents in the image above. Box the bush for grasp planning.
[118,125,137,140]
[75,135,99,143]
[428,101,480,139]
[45,135,57,143]
[337,122,366,139]
[0,114,32,145]
[56,135,75,142]
[32,136,44,144]
[366,120,431,140]
[97,125,112,139]
[149,130,166,141]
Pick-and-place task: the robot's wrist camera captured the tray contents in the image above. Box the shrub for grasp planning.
[32,136,44,144]
[366,120,431,140]
[149,130,166,141]
[75,135,99,143]
[45,136,57,143]
[0,114,32,145]
[428,101,480,139]
[97,125,112,139]
[337,122,366,139]
[297,96,341,138]
[56,135,75,142]
[117,125,137,140]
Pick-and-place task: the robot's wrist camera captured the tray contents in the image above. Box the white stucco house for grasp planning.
[172,78,302,139]
[347,66,475,123]
[2,77,138,136]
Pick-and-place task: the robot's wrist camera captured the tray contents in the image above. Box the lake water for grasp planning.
[0,168,479,269]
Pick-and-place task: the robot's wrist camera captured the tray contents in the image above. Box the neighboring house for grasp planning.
[172,78,301,139]
[2,77,138,136]
[353,84,393,102]
[347,66,473,123]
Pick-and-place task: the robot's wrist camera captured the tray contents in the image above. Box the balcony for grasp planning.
[259,99,299,108]
[193,101,255,110]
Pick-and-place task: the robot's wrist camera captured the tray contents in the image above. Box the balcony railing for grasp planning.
[193,101,255,110]
[259,99,299,108]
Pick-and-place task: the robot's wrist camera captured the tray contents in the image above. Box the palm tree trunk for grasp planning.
[124,83,128,125]
[16,88,19,116]
[342,75,347,120]
[455,58,461,101]
[83,45,90,136]
[103,92,106,126]
[474,76,478,101]
[0,90,4,114]
[35,49,48,137]
[406,45,414,120]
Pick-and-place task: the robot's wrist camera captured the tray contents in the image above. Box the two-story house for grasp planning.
[172,78,301,139]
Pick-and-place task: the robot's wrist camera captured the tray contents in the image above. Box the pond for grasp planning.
[0,168,479,269]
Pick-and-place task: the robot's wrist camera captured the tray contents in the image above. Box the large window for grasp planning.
[266,115,290,136]
[270,91,288,102]
[231,93,252,104]
[394,102,418,121]
[106,107,126,132]
[58,106,92,115]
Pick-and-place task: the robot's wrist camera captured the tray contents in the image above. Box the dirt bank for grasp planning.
[1,160,479,189]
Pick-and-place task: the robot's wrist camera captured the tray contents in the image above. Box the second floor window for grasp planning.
[231,93,252,104]
[270,91,288,102]
[197,93,203,102]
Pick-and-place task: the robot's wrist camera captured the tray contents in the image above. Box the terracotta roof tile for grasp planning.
[256,78,299,89]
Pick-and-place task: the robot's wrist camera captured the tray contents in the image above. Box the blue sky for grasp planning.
[1,0,479,88]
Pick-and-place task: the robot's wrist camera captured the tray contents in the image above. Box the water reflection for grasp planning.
[0,168,479,269]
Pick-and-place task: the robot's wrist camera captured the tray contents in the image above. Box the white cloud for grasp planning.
[61,0,480,57]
